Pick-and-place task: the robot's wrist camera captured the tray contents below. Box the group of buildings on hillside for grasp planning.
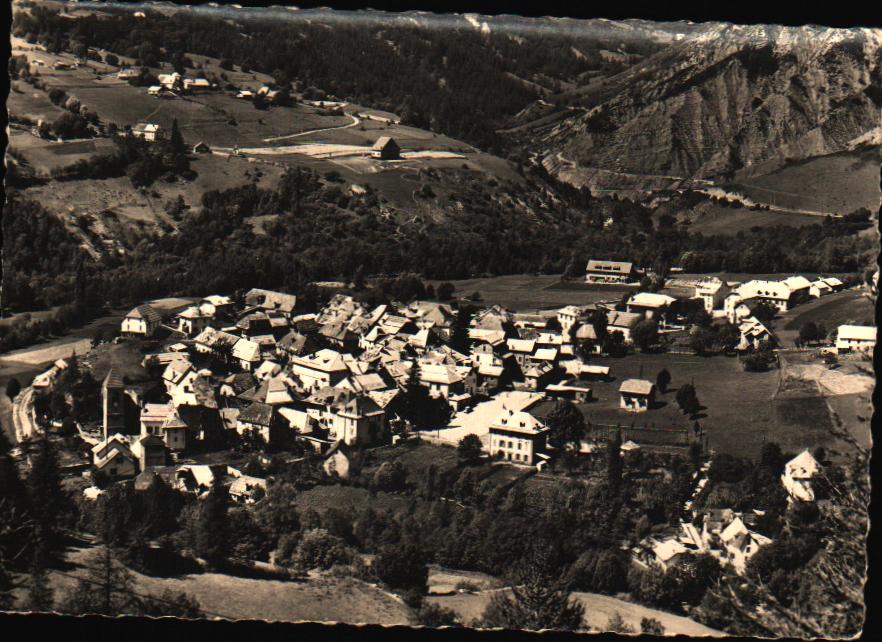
[70,260,873,491]
[633,449,824,576]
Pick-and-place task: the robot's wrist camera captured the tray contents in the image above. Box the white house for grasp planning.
[289,349,350,392]
[619,379,655,412]
[140,403,188,452]
[131,123,164,142]
[835,325,876,354]
[781,450,821,502]
[626,292,676,320]
[719,517,772,575]
[737,316,773,351]
[488,408,549,466]
[694,278,732,313]
[176,305,213,336]
[121,304,163,337]
[736,280,793,312]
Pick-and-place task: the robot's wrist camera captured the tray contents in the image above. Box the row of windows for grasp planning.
[494,438,525,451]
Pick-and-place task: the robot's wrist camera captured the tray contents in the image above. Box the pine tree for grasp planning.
[450,306,472,354]
[194,475,230,566]
[480,545,584,631]
[170,117,185,154]
[60,545,138,616]
[25,539,54,612]
[606,429,623,492]
[27,435,67,551]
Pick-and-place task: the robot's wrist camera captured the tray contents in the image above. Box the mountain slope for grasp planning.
[510,23,882,185]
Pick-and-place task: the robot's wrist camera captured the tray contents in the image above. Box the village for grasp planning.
[2,1,877,634]
[11,258,875,589]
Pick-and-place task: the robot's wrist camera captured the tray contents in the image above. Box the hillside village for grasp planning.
[1,0,877,636]
[13,261,875,596]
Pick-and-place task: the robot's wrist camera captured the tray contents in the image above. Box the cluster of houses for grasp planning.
[88,259,872,486]
[94,282,707,479]
[633,449,823,576]
[118,70,215,97]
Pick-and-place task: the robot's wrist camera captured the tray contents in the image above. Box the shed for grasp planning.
[371,136,400,160]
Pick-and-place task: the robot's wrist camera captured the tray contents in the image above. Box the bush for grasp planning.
[288,528,353,571]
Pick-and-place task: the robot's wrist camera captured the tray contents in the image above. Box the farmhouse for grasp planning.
[176,305,213,335]
[585,259,637,284]
[781,450,820,502]
[236,402,279,444]
[545,380,592,403]
[371,136,401,160]
[835,325,876,354]
[619,378,655,413]
[822,276,845,292]
[121,304,163,337]
[557,305,593,333]
[782,276,812,305]
[489,408,549,465]
[131,123,164,142]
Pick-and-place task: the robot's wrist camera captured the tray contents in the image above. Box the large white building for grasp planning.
[835,325,876,354]
[488,408,549,465]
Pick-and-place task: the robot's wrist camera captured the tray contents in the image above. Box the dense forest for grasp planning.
[10,4,658,150]
[3,154,876,317]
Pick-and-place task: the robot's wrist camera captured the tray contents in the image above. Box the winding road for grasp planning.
[262,112,360,143]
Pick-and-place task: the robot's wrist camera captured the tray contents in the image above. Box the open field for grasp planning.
[549,350,869,460]
[24,152,286,236]
[777,289,875,344]
[8,130,118,173]
[429,275,624,311]
[426,588,724,635]
[294,484,421,515]
[732,148,882,215]
[683,202,824,235]
[25,546,413,624]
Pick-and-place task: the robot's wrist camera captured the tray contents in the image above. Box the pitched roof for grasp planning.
[628,292,676,308]
[785,450,820,479]
[291,349,349,373]
[607,311,643,329]
[127,304,162,324]
[334,395,384,419]
[372,136,397,150]
[619,378,654,396]
[232,338,261,362]
[244,288,297,313]
[783,275,812,290]
[490,409,548,435]
[838,325,876,341]
[103,367,125,389]
[238,402,275,426]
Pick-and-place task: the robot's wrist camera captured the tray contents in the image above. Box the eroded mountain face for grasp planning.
[516,24,882,186]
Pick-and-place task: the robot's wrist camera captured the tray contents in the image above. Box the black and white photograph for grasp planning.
[1,1,878,637]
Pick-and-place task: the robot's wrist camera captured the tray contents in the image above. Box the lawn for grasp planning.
[294,484,419,515]
[779,289,875,343]
[560,351,801,459]
[684,202,823,235]
[732,148,882,215]
[32,546,413,624]
[426,588,724,635]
